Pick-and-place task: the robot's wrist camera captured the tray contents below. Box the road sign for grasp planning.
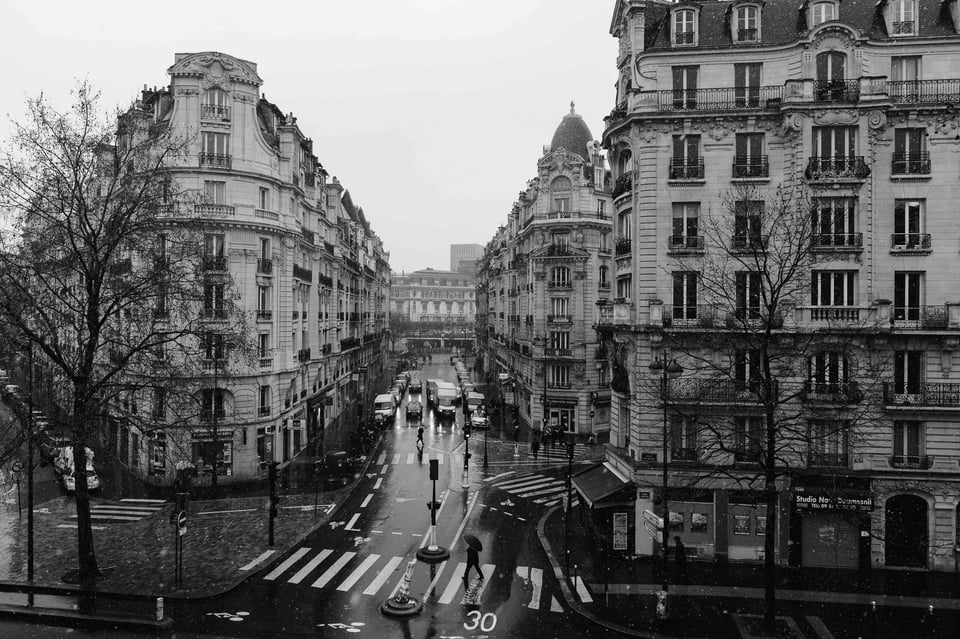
[642,509,663,531]
[177,510,187,536]
[642,519,660,541]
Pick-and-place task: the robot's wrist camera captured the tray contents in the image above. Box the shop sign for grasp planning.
[613,512,629,550]
[794,490,873,512]
[191,429,234,440]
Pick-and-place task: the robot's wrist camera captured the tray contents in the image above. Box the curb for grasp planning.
[0,603,174,634]
[536,506,706,639]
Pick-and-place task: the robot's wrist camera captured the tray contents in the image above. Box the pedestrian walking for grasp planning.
[463,535,483,583]
[674,536,687,584]
[513,419,520,442]
[416,426,424,450]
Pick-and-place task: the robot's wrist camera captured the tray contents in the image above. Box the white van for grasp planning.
[373,393,397,426]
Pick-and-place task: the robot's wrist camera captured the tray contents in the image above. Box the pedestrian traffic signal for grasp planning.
[270,496,280,518]
[429,458,439,480]
[463,424,471,439]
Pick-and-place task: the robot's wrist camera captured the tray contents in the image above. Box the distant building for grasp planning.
[450,244,484,274]
[391,268,476,352]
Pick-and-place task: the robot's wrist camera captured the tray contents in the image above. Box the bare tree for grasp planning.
[0,83,253,581]
[647,182,885,632]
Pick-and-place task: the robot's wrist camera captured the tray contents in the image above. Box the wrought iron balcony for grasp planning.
[199,153,232,169]
[546,314,572,323]
[668,235,704,252]
[611,173,633,198]
[258,406,271,417]
[544,348,573,358]
[668,378,763,403]
[883,382,960,407]
[731,233,768,251]
[548,280,572,289]
[891,305,947,328]
[671,447,699,462]
[547,381,571,389]
[890,233,931,250]
[891,153,931,175]
[805,157,870,181]
[813,80,860,103]
[293,264,313,282]
[663,305,721,328]
[615,238,632,256]
[812,233,863,249]
[891,21,915,35]
[200,104,231,121]
[202,255,228,271]
[669,158,705,180]
[201,308,227,321]
[258,357,273,369]
[888,79,960,103]
[318,274,333,288]
[801,380,862,404]
[298,348,311,362]
[732,156,769,178]
[808,453,849,468]
[257,258,273,275]
[658,86,782,111]
[889,454,931,469]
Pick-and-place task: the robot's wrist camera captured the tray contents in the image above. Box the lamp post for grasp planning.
[564,431,575,578]
[648,355,683,619]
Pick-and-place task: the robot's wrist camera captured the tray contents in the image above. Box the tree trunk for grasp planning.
[72,396,98,581]
[764,404,778,633]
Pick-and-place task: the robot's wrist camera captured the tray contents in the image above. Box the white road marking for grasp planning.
[363,556,403,595]
[529,567,543,609]
[485,471,515,482]
[118,498,166,504]
[240,550,276,571]
[550,595,563,612]
[516,516,526,521]
[360,494,373,508]
[263,547,310,581]
[289,549,333,584]
[392,454,401,465]
[380,465,389,475]
[425,560,448,600]
[373,478,383,489]
[56,524,105,530]
[575,576,593,603]
[337,554,380,591]
[494,475,546,490]
[312,551,356,588]
[376,453,386,464]
[505,479,561,494]
[197,508,257,515]
[406,453,416,464]
[438,562,467,604]
[344,513,361,531]
[517,484,566,498]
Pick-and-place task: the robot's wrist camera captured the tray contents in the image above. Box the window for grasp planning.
[597,200,606,217]
[258,286,270,311]
[201,388,226,422]
[734,349,761,390]
[616,275,632,300]
[259,386,271,415]
[152,388,166,421]
[893,350,923,398]
[894,272,923,321]
[807,352,850,394]
[734,133,766,177]
[734,200,764,250]
[258,333,270,358]
[203,180,226,205]
[809,420,849,466]
[891,0,915,35]
[617,210,632,239]
[549,331,569,350]
[552,233,570,251]
[672,66,699,109]
[892,420,923,465]
[551,176,571,213]
[893,129,928,174]
[672,202,700,249]
[259,187,270,210]
[259,238,271,261]
[812,197,858,247]
[548,365,570,388]
[672,272,698,321]
[550,266,571,288]
[669,416,698,461]
[204,233,224,258]
[673,9,696,45]
[811,271,856,306]
[733,416,763,463]
[598,265,609,289]
[203,332,225,361]
[736,5,759,42]
[810,2,835,26]
[671,135,702,179]
[550,297,569,318]
[201,88,230,120]
[734,63,762,107]
[815,52,852,101]
[203,283,225,319]
[200,132,230,166]
[810,126,860,177]
[148,432,166,476]
[735,272,762,319]
[893,200,925,248]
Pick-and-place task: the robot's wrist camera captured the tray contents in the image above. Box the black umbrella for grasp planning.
[463,533,482,552]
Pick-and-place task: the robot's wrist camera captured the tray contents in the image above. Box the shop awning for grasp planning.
[572,462,634,508]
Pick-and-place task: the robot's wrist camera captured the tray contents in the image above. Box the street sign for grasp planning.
[562,493,569,513]
[642,519,660,541]
[642,509,663,531]
[177,510,187,537]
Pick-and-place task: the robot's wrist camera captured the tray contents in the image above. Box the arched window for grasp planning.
[815,51,850,102]
[735,5,760,42]
[201,88,231,121]
[810,1,836,26]
[891,0,915,35]
[673,9,697,45]
[550,266,571,288]
[599,265,609,289]
[551,176,571,213]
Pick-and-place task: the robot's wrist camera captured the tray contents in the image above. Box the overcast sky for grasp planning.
[1,0,618,274]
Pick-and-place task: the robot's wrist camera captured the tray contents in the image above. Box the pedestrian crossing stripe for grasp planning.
[259,548,563,613]
[490,474,581,509]
[377,452,447,465]
[67,499,165,523]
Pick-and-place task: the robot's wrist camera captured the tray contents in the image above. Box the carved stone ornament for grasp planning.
[540,149,579,174]
[813,109,860,126]
[779,112,804,137]
[693,117,746,142]
[574,362,585,379]
[175,87,199,96]
[811,25,856,51]
[866,110,888,132]
[168,52,263,87]
[914,110,960,136]
[637,125,662,144]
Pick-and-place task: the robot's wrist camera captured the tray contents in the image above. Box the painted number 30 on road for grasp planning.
[464,611,497,632]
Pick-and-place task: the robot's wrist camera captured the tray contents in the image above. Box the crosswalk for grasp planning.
[65,498,166,524]
[370,442,594,467]
[374,452,454,466]
[259,547,563,613]
[486,472,580,509]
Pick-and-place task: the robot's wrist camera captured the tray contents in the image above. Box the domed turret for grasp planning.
[549,102,594,161]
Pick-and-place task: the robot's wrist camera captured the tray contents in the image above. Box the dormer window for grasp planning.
[735,5,760,42]
[673,9,697,46]
[810,1,836,26]
[891,0,915,35]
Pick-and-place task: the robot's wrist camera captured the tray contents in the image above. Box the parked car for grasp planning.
[393,377,408,394]
[470,406,489,430]
[61,468,101,492]
[2,384,20,403]
[319,450,365,489]
[406,399,423,421]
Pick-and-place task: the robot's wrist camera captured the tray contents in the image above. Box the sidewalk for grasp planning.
[538,505,959,638]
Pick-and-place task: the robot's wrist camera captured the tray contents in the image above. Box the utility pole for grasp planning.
[26,343,34,580]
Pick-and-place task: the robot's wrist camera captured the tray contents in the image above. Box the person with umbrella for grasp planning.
[463,534,483,583]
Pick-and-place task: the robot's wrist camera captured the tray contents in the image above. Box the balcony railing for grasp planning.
[891,20,915,35]
[547,381,572,389]
[669,235,704,252]
[663,305,721,328]
[318,274,333,288]
[809,306,861,322]
[731,234,768,251]
[890,233,931,250]
[808,453,849,468]
[812,233,863,249]
[341,337,360,350]
[199,153,232,169]
[256,309,272,321]
[615,237,632,256]
[658,86,782,111]
[669,378,763,403]
[195,204,235,217]
[671,447,699,462]
[883,382,960,407]
[202,308,227,321]
[889,454,931,469]
[611,173,633,198]
[732,156,769,178]
[669,158,705,180]
[200,104,231,121]
[891,153,931,175]
[257,258,273,275]
[258,406,271,417]
[548,280,572,289]
[293,264,313,282]
[301,227,315,244]
[801,380,862,404]
[546,314,572,323]
[258,357,273,369]
[298,348,311,363]
[544,348,573,358]
[888,79,960,103]
[202,255,228,271]
[814,80,860,103]
[892,304,947,328]
[805,157,870,181]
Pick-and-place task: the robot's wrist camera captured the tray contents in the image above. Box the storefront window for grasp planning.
[192,440,233,475]
[691,512,708,534]
[734,515,751,535]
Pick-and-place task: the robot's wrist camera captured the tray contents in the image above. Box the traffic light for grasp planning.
[429,458,439,480]
[270,495,280,518]
[463,423,471,439]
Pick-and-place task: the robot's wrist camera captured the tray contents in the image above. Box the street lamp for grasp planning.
[648,355,683,619]
[564,431,575,578]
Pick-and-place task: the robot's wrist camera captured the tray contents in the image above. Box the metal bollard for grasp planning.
[156,597,164,621]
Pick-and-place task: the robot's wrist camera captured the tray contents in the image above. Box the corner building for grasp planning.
[119,53,390,485]
[477,106,612,440]
[599,1,960,571]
